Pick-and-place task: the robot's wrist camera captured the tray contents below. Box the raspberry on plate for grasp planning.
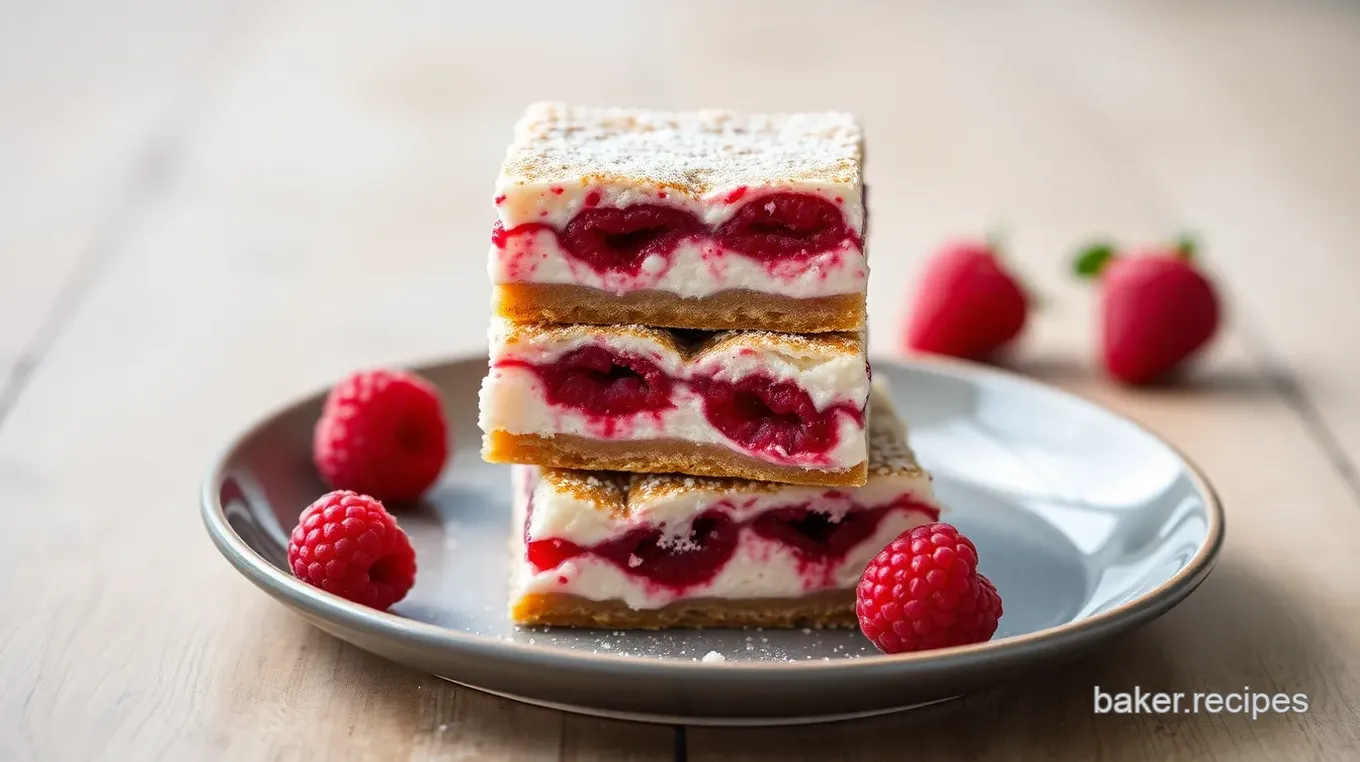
[855,522,1002,654]
[288,490,417,610]
[313,368,449,502]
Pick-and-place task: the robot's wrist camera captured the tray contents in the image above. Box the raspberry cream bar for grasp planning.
[479,319,870,487]
[489,102,867,333]
[509,387,939,628]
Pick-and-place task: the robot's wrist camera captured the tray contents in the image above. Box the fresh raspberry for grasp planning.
[287,490,417,610]
[1074,237,1221,385]
[856,522,1003,654]
[313,369,448,502]
[903,239,1028,360]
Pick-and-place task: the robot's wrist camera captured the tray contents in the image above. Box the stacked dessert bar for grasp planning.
[479,103,942,628]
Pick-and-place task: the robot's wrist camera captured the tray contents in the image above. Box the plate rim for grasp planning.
[201,353,1225,680]
[437,676,962,725]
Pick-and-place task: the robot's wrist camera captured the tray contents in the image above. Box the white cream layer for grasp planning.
[511,507,935,610]
[495,183,865,237]
[523,467,938,547]
[480,368,867,470]
[488,232,867,300]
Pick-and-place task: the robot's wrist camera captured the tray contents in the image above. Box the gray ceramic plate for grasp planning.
[202,356,1223,725]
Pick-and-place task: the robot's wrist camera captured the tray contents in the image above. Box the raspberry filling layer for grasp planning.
[496,347,864,460]
[713,193,851,262]
[560,205,704,276]
[748,503,890,561]
[696,376,864,458]
[528,510,740,589]
[503,346,672,417]
[526,496,941,594]
[493,192,859,276]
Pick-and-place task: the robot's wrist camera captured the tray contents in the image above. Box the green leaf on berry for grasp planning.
[1175,233,1198,261]
[1073,242,1116,279]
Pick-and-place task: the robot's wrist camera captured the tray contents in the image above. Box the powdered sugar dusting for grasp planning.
[498,102,862,196]
[539,469,629,516]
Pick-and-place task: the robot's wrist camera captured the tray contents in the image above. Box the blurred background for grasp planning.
[5,0,1356,399]
[3,1,1359,758]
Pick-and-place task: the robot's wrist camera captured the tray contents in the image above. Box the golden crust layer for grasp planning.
[485,431,869,488]
[510,590,856,629]
[493,283,865,334]
[498,102,862,196]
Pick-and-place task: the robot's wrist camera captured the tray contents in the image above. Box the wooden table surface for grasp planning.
[3,0,1359,759]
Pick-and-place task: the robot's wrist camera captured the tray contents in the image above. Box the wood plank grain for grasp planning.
[4,0,1358,759]
[1021,0,1360,486]
[0,1,676,759]
[0,0,258,412]
[662,1,1360,758]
